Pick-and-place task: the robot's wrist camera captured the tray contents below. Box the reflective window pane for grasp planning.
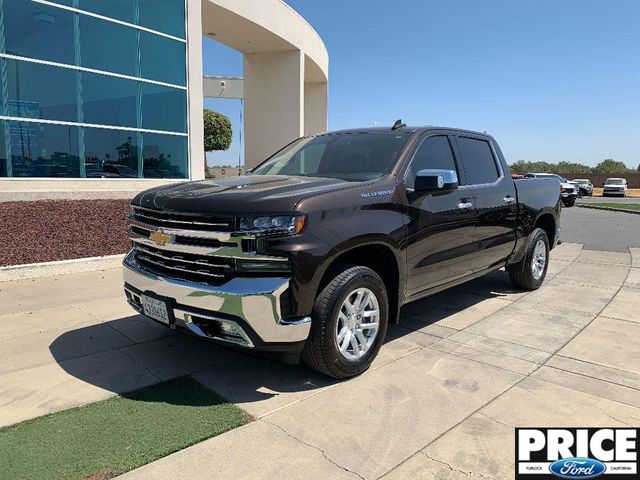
[79,14,137,76]
[77,0,136,24]
[139,0,185,38]
[140,32,186,85]
[83,127,140,178]
[3,0,74,65]
[7,121,80,178]
[3,59,78,122]
[142,133,187,178]
[82,72,138,128]
[141,83,186,133]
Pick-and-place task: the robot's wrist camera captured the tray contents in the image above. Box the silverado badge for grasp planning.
[149,230,171,246]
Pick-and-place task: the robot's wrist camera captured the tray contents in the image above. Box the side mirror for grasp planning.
[414,169,459,194]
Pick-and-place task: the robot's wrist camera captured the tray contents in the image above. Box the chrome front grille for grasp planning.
[132,244,234,285]
[131,206,236,232]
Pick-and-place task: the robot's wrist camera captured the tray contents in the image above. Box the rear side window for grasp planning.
[456,137,500,185]
[405,136,457,188]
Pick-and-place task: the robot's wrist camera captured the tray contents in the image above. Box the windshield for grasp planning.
[605,178,625,185]
[574,179,588,184]
[251,133,410,181]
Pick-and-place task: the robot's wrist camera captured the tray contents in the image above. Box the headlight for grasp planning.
[239,215,306,235]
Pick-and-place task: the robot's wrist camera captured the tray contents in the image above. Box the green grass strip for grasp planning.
[581,203,640,211]
[0,377,246,480]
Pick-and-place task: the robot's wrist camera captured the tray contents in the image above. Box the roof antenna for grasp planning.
[391,119,406,131]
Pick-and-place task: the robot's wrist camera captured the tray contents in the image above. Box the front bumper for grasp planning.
[122,251,311,352]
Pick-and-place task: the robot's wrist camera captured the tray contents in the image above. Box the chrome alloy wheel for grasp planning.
[335,287,380,361]
[531,239,547,281]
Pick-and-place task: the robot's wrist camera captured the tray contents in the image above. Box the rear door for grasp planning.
[402,132,479,298]
[453,135,518,273]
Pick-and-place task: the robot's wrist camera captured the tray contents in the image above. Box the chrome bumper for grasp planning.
[122,251,311,348]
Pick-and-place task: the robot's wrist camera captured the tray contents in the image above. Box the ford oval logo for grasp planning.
[549,458,606,479]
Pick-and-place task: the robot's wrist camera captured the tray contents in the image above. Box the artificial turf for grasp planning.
[0,377,247,480]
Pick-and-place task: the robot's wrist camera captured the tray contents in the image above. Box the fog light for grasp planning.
[220,321,237,335]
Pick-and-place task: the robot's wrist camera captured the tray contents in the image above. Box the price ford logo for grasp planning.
[549,458,607,479]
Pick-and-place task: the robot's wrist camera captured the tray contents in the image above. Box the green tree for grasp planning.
[593,158,629,173]
[203,109,232,152]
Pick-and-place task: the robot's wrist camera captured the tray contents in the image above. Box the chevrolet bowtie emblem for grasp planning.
[149,230,171,246]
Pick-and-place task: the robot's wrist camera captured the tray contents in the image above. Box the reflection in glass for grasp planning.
[83,127,140,178]
[140,31,186,86]
[3,59,78,122]
[5,120,80,178]
[3,0,74,64]
[139,0,185,38]
[141,83,187,133]
[79,14,138,76]
[142,133,187,179]
[82,72,138,128]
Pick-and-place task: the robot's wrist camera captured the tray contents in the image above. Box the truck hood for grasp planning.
[603,183,626,188]
[133,175,359,215]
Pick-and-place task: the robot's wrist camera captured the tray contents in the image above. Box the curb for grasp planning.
[576,204,640,215]
[0,254,125,282]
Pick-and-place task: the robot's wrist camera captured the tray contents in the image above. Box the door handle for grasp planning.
[503,196,515,204]
[457,201,473,210]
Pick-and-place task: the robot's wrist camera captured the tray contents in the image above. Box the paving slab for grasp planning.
[576,249,632,266]
[402,294,511,330]
[531,365,640,409]
[558,315,640,375]
[266,348,522,479]
[72,295,138,322]
[600,285,640,323]
[549,242,583,262]
[445,330,552,364]
[631,247,640,268]
[481,376,640,427]
[518,278,618,315]
[552,261,629,288]
[546,354,640,390]
[626,267,640,286]
[118,334,243,381]
[0,322,133,376]
[119,420,361,480]
[465,302,593,352]
[382,414,512,480]
[104,315,177,343]
[0,304,94,341]
[427,338,539,375]
[0,349,159,427]
[454,270,531,301]
[0,268,123,314]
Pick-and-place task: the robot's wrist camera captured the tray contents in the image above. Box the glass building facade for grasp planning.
[0,0,189,179]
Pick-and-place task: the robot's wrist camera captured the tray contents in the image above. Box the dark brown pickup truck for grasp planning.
[123,124,561,378]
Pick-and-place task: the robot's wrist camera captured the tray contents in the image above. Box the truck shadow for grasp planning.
[48,270,517,407]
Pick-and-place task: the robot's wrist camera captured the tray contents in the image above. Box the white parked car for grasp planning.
[603,178,627,197]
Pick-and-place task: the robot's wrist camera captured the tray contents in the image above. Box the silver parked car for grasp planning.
[572,178,593,196]
[603,177,627,197]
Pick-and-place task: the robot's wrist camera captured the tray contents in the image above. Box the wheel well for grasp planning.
[535,213,556,247]
[318,244,401,324]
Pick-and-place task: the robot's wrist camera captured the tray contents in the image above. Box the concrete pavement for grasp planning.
[1,243,639,479]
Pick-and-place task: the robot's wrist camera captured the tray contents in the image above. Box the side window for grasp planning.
[456,137,500,185]
[405,136,457,189]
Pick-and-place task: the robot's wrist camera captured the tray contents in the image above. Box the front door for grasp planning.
[403,134,479,299]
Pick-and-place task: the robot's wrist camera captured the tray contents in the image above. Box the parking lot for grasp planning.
[1,203,639,479]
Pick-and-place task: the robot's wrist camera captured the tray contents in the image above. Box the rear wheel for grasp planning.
[563,197,575,207]
[302,265,389,379]
[508,228,549,290]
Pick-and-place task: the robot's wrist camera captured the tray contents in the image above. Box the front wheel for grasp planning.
[302,266,389,379]
[563,198,576,207]
[508,228,550,290]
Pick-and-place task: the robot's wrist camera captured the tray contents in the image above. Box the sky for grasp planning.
[203,0,640,168]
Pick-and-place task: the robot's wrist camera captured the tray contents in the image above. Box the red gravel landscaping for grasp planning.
[0,199,132,267]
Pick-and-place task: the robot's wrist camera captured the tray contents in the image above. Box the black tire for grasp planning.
[508,228,550,290]
[302,265,389,379]
[563,198,575,207]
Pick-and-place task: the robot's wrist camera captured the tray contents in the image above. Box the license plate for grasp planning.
[141,295,170,324]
